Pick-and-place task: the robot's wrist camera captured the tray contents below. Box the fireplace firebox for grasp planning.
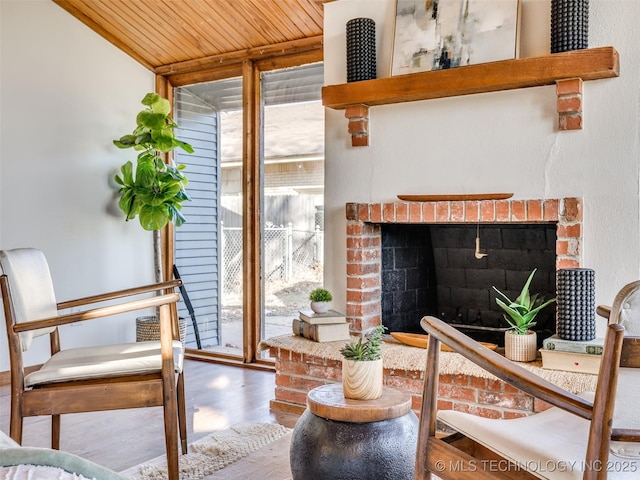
[345,198,583,346]
[381,223,557,345]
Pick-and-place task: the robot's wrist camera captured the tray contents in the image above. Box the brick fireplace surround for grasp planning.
[267,197,585,419]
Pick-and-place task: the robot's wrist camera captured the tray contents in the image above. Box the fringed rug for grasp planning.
[121,423,291,480]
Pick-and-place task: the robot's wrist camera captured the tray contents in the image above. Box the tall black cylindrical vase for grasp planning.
[346,18,376,83]
[556,268,596,341]
[551,0,589,53]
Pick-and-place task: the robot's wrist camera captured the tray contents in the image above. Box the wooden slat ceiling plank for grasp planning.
[239,0,305,43]
[222,1,286,48]
[255,0,320,38]
[106,0,185,65]
[158,0,225,56]
[294,0,325,29]
[77,0,174,66]
[182,0,255,54]
[52,0,154,70]
[131,0,205,55]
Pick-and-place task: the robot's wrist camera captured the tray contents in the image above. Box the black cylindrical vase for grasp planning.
[346,18,376,83]
[556,268,596,341]
[551,0,589,53]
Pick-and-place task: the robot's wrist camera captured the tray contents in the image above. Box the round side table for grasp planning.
[290,383,418,480]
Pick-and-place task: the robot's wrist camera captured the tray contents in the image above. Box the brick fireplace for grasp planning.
[264,197,586,419]
[345,197,583,335]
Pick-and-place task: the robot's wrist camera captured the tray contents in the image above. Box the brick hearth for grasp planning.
[267,343,559,418]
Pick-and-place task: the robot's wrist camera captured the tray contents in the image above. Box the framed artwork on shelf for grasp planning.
[391,0,521,77]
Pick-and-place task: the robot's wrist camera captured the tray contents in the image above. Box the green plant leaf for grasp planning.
[119,161,134,185]
[113,135,137,149]
[137,110,166,130]
[141,93,161,107]
[173,139,194,153]
[142,93,171,115]
[139,204,169,231]
[167,204,187,227]
[135,157,156,188]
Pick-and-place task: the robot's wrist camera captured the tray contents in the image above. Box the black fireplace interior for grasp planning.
[381,223,557,346]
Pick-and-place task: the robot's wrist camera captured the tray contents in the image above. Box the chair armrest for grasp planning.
[57,279,182,310]
[13,293,180,333]
[597,305,611,319]
[421,316,594,419]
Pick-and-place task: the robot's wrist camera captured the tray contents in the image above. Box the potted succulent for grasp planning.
[493,269,556,362]
[309,288,333,314]
[340,325,386,400]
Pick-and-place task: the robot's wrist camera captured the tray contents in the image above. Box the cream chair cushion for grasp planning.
[438,391,640,480]
[25,340,184,388]
[0,249,58,351]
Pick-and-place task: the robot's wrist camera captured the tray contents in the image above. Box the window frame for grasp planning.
[160,47,323,366]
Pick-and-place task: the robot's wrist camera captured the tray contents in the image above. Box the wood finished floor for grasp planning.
[0,360,300,473]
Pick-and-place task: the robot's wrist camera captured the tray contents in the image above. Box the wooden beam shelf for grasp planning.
[323,46,619,145]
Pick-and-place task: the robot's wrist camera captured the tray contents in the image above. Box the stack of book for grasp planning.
[292,309,350,343]
[539,334,604,374]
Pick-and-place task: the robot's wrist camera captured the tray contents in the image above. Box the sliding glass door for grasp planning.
[172,62,324,362]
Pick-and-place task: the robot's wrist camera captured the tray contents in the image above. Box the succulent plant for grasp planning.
[493,269,556,335]
[340,325,386,361]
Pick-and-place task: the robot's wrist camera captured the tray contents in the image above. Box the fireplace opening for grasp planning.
[381,223,557,346]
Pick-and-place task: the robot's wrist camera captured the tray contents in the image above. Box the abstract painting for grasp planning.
[391,0,520,76]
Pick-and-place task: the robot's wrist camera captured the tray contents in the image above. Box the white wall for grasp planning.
[323,0,640,330]
[0,1,156,370]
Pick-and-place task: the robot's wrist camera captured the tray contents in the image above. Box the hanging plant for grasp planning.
[113,93,194,231]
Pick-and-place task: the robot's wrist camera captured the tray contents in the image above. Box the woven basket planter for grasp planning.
[136,315,187,348]
[504,330,538,362]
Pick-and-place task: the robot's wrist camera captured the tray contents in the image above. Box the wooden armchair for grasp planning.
[415,281,640,480]
[1,248,187,480]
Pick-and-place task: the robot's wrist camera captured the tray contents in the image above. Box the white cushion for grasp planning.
[25,341,183,387]
[438,399,640,480]
[0,249,58,350]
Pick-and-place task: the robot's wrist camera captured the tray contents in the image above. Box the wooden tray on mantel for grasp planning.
[397,193,513,202]
[391,332,497,352]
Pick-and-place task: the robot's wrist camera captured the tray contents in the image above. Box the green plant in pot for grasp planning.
[340,325,386,400]
[493,269,556,362]
[309,288,333,314]
[113,93,193,337]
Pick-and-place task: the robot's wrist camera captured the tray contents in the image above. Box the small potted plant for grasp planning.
[340,325,386,400]
[309,287,333,314]
[493,269,556,362]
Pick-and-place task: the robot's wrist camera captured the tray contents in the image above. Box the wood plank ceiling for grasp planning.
[52,0,327,73]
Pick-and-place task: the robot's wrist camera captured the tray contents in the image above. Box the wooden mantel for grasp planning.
[323,46,620,145]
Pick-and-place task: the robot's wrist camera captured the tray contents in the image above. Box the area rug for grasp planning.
[121,423,291,480]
